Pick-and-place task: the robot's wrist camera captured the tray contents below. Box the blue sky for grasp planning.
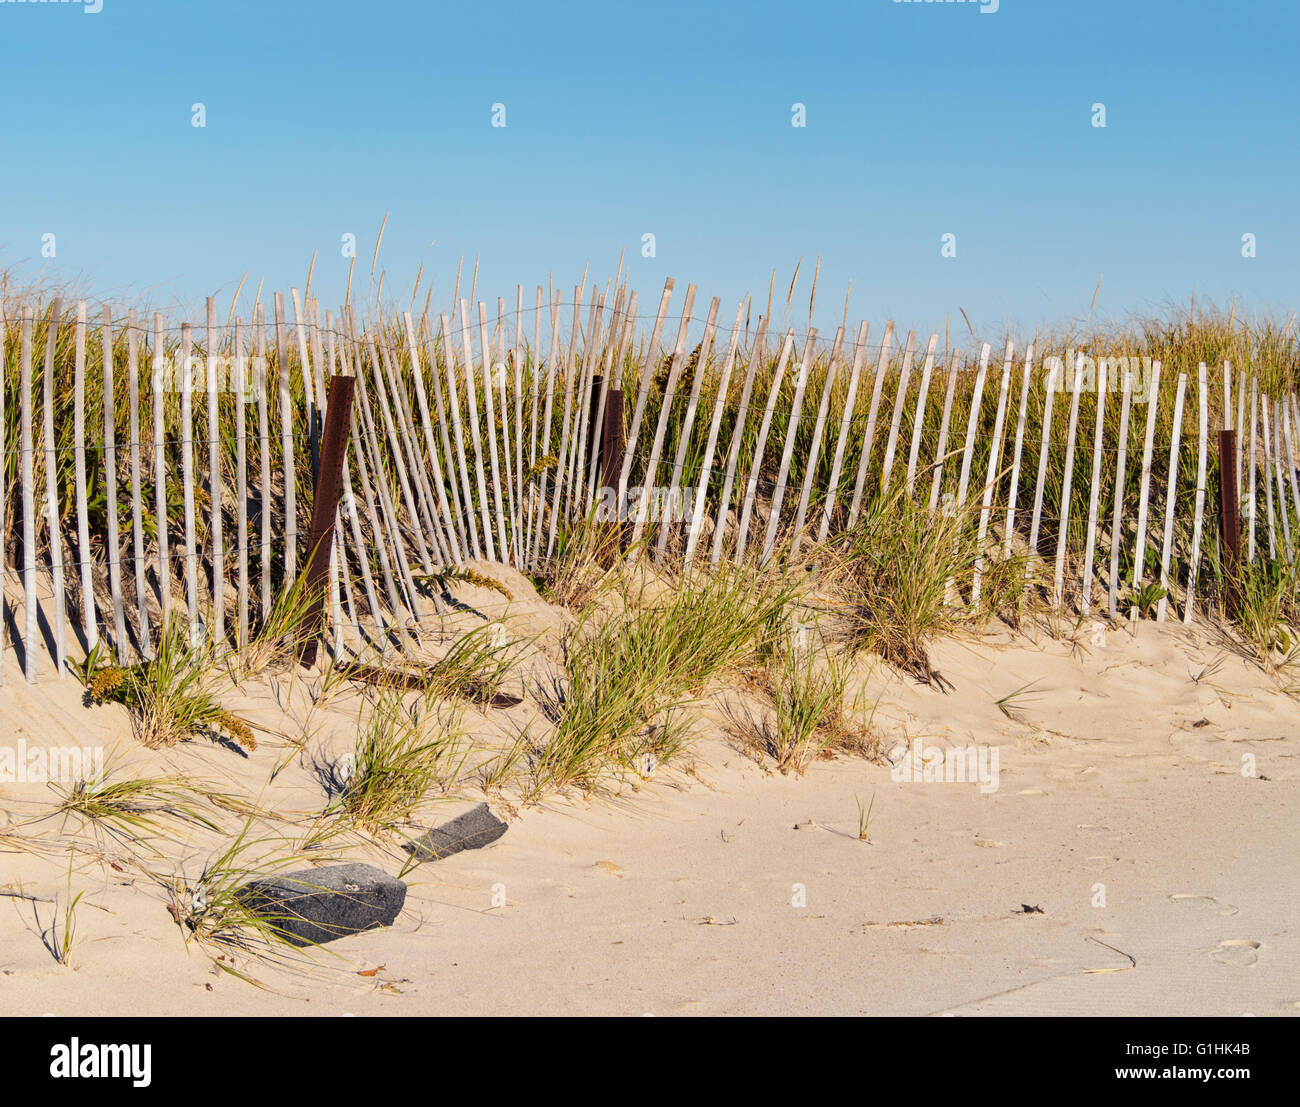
[1,0,1295,341]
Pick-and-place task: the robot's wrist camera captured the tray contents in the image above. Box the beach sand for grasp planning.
[1,572,1296,1017]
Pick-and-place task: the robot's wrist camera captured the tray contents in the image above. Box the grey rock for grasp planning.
[240,863,406,947]
[405,802,508,863]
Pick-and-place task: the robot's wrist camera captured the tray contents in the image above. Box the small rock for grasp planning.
[404,803,508,863]
[240,863,406,947]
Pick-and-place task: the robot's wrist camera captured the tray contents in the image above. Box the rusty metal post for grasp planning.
[598,386,625,564]
[1219,428,1241,617]
[299,374,356,666]
[601,387,624,497]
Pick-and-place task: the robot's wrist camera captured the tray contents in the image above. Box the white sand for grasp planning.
[1,573,1296,1016]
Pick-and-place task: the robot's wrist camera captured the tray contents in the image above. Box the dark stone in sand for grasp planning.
[240,863,406,947]
[405,802,508,863]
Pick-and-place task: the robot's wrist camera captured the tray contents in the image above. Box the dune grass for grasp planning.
[76,620,257,751]
[47,765,222,848]
[333,691,467,834]
[837,494,975,689]
[531,564,802,793]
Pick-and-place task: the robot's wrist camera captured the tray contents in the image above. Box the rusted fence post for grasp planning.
[1219,427,1241,617]
[599,386,625,563]
[299,374,356,666]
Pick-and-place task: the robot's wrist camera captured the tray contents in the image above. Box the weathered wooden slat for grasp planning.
[1281,394,1300,528]
[477,301,511,561]
[845,322,896,529]
[402,312,461,562]
[684,301,747,570]
[568,290,603,522]
[545,292,584,561]
[904,334,939,498]
[627,285,697,557]
[255,305,272,619]
[346,395,408,636]
[101,307,128,658]
[790,325,846,557]
[527,289,561,566]
[206,298,225,647]
[0,300,5,684]
[20,308,37,683]
[878,330,918,497]
[348,324,423,626]
[340,438,388,643]
[1107,366,1133,617]
[274,294,297,584]
[657,297,720,563]
[417,314,469,559]
[1262,395,1282,557]
[619,278,675,508]
[1183,362,1209,624]
[760,329,818,566]
[289,288,320,480]
[818,321,870,541]
[1052,355,1086,609]
[561,291,595,525]
[1129,362,1162,618]
[513,286,527,564]
[43,300,69,675]
[126,311,151,657]
[1235,365,1247,500]
[711,316,770,564]
[734,329,795,563]
[437,313,482,560]
[928,350,961,515]
[72,301,99,653]
[523,285,545,562]
[1002,344,1035,558]
[955,343,993,513]
[586,288,625,508]
[1026,362,1059,564]
[972,342,1015,609]
[153,312,173,626]
[1155,372,1188,623]
[457,300,496,561]
[373,336,442,570]
[492,298,520,562]
[234,317,249,647]
[1079,360,1107,617]
[1247,376,1258,562]
[180,322,199,636]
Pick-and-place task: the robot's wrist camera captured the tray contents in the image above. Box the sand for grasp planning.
[1,570,1296,1017]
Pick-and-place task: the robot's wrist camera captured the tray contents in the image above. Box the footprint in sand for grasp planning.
[1170,893,1240,917]
[1209,939,1261,967]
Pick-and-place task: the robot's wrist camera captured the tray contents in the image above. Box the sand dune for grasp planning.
[0,570,1296,1017]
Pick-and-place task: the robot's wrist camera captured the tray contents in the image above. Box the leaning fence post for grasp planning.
[1219,427,1241,618]
[299,374,356,666]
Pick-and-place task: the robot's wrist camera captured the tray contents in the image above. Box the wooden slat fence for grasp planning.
[1,280,1294,683]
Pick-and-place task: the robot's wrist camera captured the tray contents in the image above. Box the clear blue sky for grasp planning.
[1,0,1295,341]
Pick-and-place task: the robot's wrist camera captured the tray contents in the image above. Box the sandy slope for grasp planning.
[0,571,1296,1017]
